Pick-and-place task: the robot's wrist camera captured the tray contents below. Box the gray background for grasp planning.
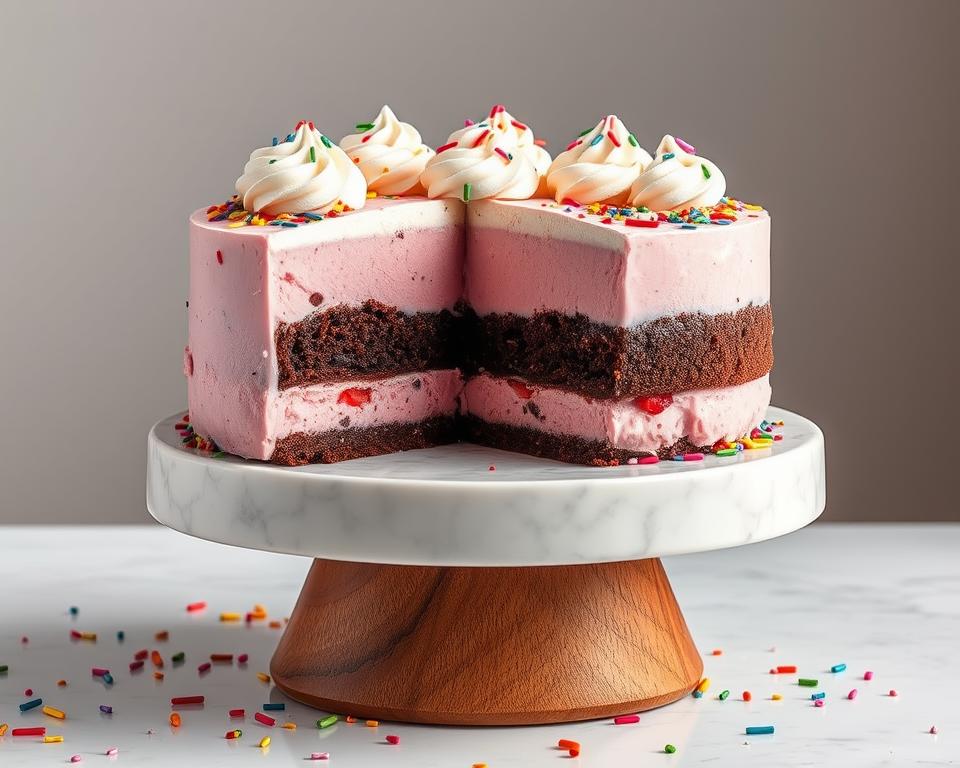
[1,0,957,524]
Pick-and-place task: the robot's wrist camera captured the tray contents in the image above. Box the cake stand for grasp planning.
[146,406,824,725]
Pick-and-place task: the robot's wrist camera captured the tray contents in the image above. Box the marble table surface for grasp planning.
[0,524,956,767]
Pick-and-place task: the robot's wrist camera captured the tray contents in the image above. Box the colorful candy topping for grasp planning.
[542,189,762,230]
[175,413,222,456]
[2,584,921,761]
[339,105,434,196]
[170,695,205,706]
[317,715,338,729]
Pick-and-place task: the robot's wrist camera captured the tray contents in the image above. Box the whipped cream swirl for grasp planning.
[420,105,550,200]
[546,116,653,205]
[473,104,551,176]
[629,135,726,211]
[236,122,367,215]
[339,105,434,196]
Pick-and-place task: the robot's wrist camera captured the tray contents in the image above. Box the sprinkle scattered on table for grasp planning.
[0,597,925,762]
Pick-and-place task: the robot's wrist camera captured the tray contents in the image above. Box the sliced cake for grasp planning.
[185,107,774,467]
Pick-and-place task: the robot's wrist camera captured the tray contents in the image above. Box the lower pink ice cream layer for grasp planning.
[272,369,461,438]
[192,370,462,461]
[460,374,772,453]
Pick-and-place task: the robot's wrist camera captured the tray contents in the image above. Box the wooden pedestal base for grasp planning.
[270,558,703,725]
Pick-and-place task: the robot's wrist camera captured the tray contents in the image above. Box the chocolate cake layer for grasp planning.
[460,415,707,467]
[463,304,773,399]
[271,415,457,466]
[276,301,461,390]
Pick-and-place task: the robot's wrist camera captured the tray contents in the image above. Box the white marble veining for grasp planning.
[1,525,957,766]
[147,407,825,565]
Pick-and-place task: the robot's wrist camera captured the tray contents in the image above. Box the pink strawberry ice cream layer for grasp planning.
[461,374,771,453]
[186,198,464,460]
[465,199,770,326]
[196,370,462,461]
[273,369,462,443]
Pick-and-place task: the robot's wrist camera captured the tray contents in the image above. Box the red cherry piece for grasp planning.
[507,379,535,400]
[634,394,674,415]
[337,388,372,407]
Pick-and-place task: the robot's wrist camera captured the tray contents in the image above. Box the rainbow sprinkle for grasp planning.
[545,195,764,228]
[204,194,378,231]
[622,418,784,467]
[175,413,222,457]
[3,589,916,762]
